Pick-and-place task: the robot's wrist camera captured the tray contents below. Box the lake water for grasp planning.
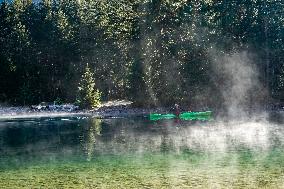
[0,115,284,188]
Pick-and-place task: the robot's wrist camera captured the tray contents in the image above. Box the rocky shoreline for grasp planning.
[0,100,167,119]
[0,100,283,120]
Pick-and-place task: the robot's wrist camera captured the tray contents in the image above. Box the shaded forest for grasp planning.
[0,0,283,108]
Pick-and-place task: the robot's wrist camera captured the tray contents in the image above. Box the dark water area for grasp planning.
[0,115,284,188]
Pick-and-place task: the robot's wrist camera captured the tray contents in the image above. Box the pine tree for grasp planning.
[77,64,101,109]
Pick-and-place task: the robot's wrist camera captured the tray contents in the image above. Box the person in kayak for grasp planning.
[174,104,181,118]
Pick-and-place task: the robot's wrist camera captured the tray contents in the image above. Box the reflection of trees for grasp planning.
[160,127,174,153]
[81,118,102,161]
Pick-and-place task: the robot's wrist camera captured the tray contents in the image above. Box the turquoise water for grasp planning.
[0,116,284,188]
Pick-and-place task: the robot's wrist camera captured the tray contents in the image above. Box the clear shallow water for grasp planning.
[0,116,284,188]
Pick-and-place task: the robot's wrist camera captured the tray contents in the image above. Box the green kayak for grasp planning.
[150,111,212,121]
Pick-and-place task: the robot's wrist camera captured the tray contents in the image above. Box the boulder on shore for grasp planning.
[31,102,79,112]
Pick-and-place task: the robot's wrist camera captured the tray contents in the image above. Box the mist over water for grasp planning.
[210,51,267,119]
[0,115,283,188]
[0,116,282,157]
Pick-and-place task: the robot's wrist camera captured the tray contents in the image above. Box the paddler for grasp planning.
[174,104,181,118]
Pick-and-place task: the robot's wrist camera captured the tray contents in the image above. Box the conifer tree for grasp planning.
[77,64,101,109]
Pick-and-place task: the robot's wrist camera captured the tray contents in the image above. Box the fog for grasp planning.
[209,50,268,119]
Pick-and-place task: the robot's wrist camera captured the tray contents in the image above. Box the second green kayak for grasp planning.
[150,111,212,121]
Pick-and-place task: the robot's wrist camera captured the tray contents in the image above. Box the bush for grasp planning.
[77,64,101,109]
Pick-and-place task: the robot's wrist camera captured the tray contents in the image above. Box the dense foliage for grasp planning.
[0,0,283,107]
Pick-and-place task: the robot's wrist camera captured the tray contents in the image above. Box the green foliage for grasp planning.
[273,64,284,98]
[54,97,63,105]
[0,0,283,105]
[18,82,35,105]
[278,66,284,90]
[77,64,101,109]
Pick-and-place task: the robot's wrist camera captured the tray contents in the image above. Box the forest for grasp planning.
[0,0,283,108]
